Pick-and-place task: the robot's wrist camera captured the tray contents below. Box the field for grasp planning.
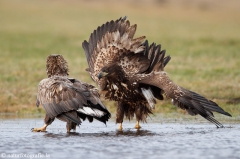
[0,0,239,117]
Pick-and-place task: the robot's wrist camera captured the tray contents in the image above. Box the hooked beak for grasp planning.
[98,71,108,79]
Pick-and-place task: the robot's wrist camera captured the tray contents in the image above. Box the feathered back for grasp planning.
[38,54,111,126]
[46,54,69,77]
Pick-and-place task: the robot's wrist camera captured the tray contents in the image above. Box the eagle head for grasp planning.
[98,64,123,80]
[98,67,110,79]
[46,54,69,77]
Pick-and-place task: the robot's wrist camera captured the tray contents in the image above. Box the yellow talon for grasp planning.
[31,124,48,132]
[135,121,141,130]
[118,123,123,131]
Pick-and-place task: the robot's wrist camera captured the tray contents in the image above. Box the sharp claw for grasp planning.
[31,128,39,132]
[31,128,46,132]
[32,124,48,132]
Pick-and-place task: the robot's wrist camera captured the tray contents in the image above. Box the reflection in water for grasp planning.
[43,132,70,139]
[116,129,156,136]
[43,129,156,139]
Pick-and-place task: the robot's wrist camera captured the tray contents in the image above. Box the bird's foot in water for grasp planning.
[31,125,47,132]
[118,123,123,131]
[134,121,141,130]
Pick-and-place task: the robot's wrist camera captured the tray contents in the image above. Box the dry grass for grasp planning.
[0,0,239,117]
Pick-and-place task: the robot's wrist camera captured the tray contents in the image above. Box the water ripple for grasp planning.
[0,118,240,159]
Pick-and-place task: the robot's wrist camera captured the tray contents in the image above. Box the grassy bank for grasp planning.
[0,0,239,117]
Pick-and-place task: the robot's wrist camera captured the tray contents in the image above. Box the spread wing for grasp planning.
[82,17,170,86]
[82,17,171,102]
[82,16,147,83]
[117,40,171,76]
[36,76,110,123]
[136,71,232,128]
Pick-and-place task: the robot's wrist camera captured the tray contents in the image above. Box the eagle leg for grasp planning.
[32,114,54,132]
[134,121,141,130]
[31,124,48,132]
[66,122,77,133]
[118,123,123,131]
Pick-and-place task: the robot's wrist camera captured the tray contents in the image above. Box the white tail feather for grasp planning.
[77,107,105,117]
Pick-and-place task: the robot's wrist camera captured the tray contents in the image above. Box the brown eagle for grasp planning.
[32,54,111,132]
[82,17,231,130]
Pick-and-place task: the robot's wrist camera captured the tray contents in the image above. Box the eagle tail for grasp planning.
[57,111,82,125]
[77,103,111,124]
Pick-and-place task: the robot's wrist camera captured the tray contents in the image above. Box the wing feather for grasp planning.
[82,17,147,83]
[82,17,171,108]
[37,76,110,123]
[138,72,231,127]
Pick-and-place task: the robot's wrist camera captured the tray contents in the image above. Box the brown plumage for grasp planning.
[32,54,111,132]
[82,17,231,130]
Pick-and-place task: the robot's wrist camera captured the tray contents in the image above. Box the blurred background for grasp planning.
[0,0,239,117]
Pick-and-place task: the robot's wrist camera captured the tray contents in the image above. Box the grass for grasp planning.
[0,0,240,117]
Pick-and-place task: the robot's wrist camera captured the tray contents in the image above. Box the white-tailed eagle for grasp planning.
[32,54,111,132]
[82,17,231,130]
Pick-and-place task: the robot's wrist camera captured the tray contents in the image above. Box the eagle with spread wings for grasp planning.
[32,54,111,132]
[82,17,231,130]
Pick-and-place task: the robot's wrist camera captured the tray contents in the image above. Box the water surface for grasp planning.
[0,117,239,159]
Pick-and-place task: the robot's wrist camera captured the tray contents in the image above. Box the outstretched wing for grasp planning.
[82,17,171,86]
[137,72,232,128]
[82,17,146,83]
[37,76,110,124]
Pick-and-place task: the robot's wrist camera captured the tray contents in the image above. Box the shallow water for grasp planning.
[0,117,240,159]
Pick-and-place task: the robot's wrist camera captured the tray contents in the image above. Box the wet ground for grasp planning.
[0,116,240,159]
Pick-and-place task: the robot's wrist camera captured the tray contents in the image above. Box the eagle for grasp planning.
[32,54,111,132]
[82,17,231,131]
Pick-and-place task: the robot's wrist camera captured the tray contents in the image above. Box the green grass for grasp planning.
[0,0,240,117]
